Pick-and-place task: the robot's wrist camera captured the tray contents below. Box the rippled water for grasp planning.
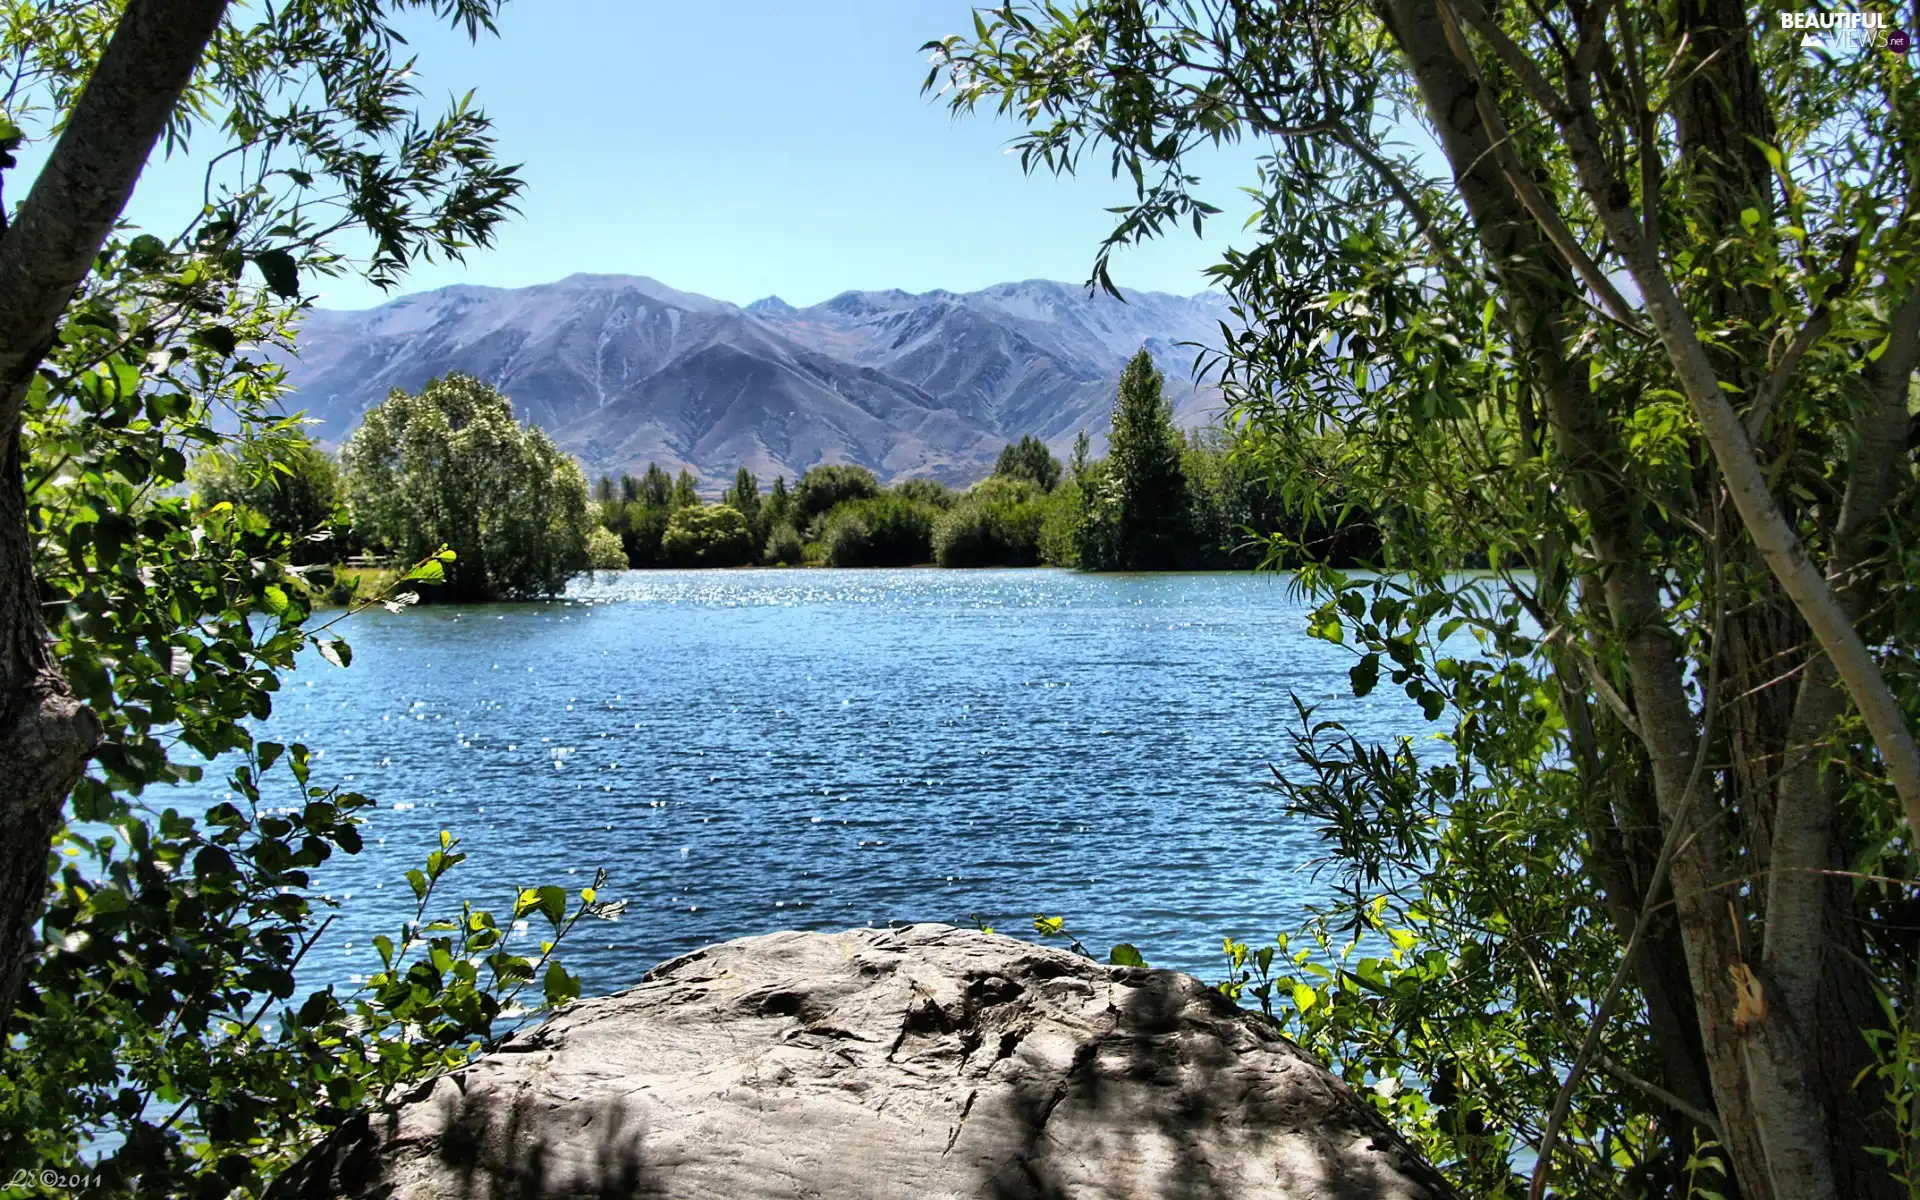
[170,568,1443,992]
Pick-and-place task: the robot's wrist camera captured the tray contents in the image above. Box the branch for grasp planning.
[0,0,229,433]
[1744,309,1832,442]
[1434,0,1649,336]
[1445,0,1920,836]
[1593,1052,1726,1141]
[1530,510,1728,1200]
[1746,235,1858,442]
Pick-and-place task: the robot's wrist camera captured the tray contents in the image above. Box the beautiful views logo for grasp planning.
[1778,9,1908,52]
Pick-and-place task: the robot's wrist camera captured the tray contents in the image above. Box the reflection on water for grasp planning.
[167,568,1441,991]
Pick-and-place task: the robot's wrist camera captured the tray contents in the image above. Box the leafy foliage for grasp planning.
[11,743,604,1193]
[761,521,805,566]
[0,4,606,1194]
[820,496,937,567]
[661,504,756,567]
[340,374,592,601]
[723,467,764,546]
[793,464,880,534]
[585,525,628,571]
[930,1,1920,1195]
[188,434,347,567]
[933,477,1046,567]
[892,477,958,509]
[993,435,1063,492]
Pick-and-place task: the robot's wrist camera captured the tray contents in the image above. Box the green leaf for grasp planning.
[536,885,568,927]
[251,248,301,299]
[404,559,445,583]
[1349,652,1380,698]
[543,961,581,1006]
[1033,914,1065,937]
[192,325,238,357]
[316,638,351,668]
[1291,983,1318,1013]
[1109,943,1148,968]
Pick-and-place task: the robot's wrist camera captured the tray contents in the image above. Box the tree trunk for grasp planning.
[0,0,228,1028]
[1377,0,1750,1186]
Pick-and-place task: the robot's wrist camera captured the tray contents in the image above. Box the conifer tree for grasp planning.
[669,469,700,510]
[640,463,673,508]
[993,435,1062,491]
[1079,349,1190,570]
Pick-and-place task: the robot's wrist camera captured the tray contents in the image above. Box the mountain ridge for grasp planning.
[281,274,1232,486]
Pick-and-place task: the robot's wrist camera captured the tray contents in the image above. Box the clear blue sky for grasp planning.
[111,0,1274,310]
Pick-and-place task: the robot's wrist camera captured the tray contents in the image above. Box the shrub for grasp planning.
[762,522,805,566]
[933,483,1045,567]
[661,504,756,567]
[891,477,957,509]
[586,526,629,570]
[820,497,936,567]
[1037,481,1083,566]
[793,464,879,532]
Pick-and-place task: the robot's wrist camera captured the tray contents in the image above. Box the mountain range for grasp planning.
[280,274,1234,486]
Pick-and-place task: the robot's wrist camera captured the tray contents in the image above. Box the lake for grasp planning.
[175,568,1440,994]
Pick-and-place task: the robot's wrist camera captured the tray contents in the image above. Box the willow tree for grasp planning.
[342,374,593,601]
[934,4,1918,1198]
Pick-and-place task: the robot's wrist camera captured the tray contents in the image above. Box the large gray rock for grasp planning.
[288,924,1454,1199]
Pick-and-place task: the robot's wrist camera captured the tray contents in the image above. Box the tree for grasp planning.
[585,525,628,571]
[620,503,672,568]
[724,466,763,544]
[341,374,592,601]
[0,2,606,1190]
[762,521,805,566]
[1036,479,1083,567]
[669,469,700,511]
[0,0,523,1048]
[819,496,936,567]
[1069,430,1092,483]
[793,463,880,532]
[934,5,1920,1197]
[765,475,794,532]
[640,463,673,508]
[892,476,957,509]
[660,504,755,567]
[994,434,1063,491]
[933,476,1045,567]
[1078,349,1191,570]
[189,433,346,566]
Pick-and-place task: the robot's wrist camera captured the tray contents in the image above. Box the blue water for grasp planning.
[172,568,1442,993]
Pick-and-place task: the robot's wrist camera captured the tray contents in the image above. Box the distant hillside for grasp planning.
[280,274,1233,486]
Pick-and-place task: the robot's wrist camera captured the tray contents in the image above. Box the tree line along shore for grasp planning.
[194,349,1380,604]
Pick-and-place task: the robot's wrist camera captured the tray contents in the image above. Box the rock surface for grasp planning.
[285,925,1454,1199]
